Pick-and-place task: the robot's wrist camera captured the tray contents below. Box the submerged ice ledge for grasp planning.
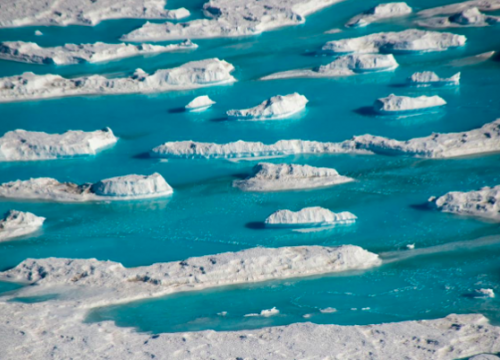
[346,2,412,28]
[265,207,356,227]
[0,210,45,242]
[227,93,308,120]
[0,58,235,103]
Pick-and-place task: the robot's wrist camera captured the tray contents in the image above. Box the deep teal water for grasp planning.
[1,0,500,334]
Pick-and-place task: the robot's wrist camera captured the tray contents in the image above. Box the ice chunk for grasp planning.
[321,29,466,54]
[0,210,45,242]
[233,163,354,192]
[407,71,460,86]
[34,30,43,36]
[346,2,412,28]
[320,307,337,313]
[418,0,500,18]
[265,207,356,227]
[417,7,500,28]
[185,95,215,111]
[90,173,173,199]
[244,307,279,317]
[0,128,117,161]
[373,94,446,114]
[474,289,495,298]
[227,93,308,120]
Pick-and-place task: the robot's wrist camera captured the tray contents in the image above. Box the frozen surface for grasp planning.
[233,163,354,192]
[0,128,117,161]
[0,210,45,242]
[0,58,235,102]
[0,40,197,65]
[346,2,412,28]
[408,71,461,86]
[321,29,466,54]
[417,7,500,28]
[418,0,500,18]
[373,94,447,113]
[265,206,357,227]
[227,93,308,120]
[185,95,215,111]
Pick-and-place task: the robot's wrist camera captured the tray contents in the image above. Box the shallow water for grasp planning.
[1,0,500,334]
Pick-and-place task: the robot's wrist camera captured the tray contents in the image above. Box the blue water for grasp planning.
[1,0,500,334]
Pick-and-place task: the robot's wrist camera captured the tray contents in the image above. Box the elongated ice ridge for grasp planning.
[417,7,500,28]
[0,210,45,242]
[265,207,357,227]
[0,0,189,28]
[321,29,466,54]
[346,2,412,28]
[261,54,398,80]
[121,0,347,41]
[227,93,308,120]
[407,71,461,86]
[150,119,500,159]
[233,163,354,192]
[0,58,235,103]
[185,95,215,111]
[430,185,500,220]
[0,40,197,65]
[0,173,173,202]
[373,94,447,114]
[418,0,500,18]
[0,128,117,161]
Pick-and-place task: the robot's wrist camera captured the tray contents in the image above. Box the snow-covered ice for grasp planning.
[373,94,447,114]
[0,128,117,161]
[0,173,173,202]
[408,71,461,86]
[244,307,280,317]
[417,7,500,28]
[474,289,495,298]
[321,29,466,54]
[346,2,412,28]
[418,0,500,18]
[34,30,43,36]
[227,93,308,120]
[0,40,197,65]
[0,210,45,242]
[185,95,215,111]
[265,207,356,227]
[261,54,398,80]
[233,163,354,192]
[0,58,235,102]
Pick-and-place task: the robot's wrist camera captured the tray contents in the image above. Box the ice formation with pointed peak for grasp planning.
[374,94,447,114]
[0,128,117,161]
[408,71,461,86]
[0,210,45,242]
[0,58,235,103]
[261,54,398,80]
[346,2,412,28]
[321,29,466,54]
[0,173,172,202]
[430,185,500,220]
[233,163,354,192]
[122,0,347,41]
[0,40,197,65]
[227,93,308,120]
[185,95,215,111]
[265,207,357,227]
[417,7,500,28]
[0,0,189,28]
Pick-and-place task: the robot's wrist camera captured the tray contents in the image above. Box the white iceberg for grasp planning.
[261,54,398,80]
[0,58,235,103]
[346,2,412,28]
[0,173,173,202]
[244,307,280,317]
[0,40,197,65]
[407,71,460,86]
[474,289,495,298]
[233,163,354,192]
[227,93,308,120]
[417,7,500,28]
[265,207,356,227]
[0,210,45,242]
[185,95,215,111]
[34,30,43,36]
[0,128,117,161]
[373,94,447,114]
[430,185,500,220]
[0,0,189,28]
[321,29,466,54]
[418,0,500,18]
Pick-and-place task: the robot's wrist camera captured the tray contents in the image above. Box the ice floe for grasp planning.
[0,58,235,102]
[373,94,447,114]
[430,185,500,220]
[417,7,500,28]
[0,0,189,28]
[0,210,45,242]
[233,163,354,192]
[0,128,117,161]
[346,2,412,28]
[227,93,308,120]
[321,29,466,54]
[0,40,197,65]
[34,30,43,36]
[185,95,215,111]
[407,71,461,86]
[265,207,356,227]
[244,307,280,317]
[261,54,398,80]
[474,289,495,298]
[418,0,500,18]
[122,0,347,41]
[0,173,173,202]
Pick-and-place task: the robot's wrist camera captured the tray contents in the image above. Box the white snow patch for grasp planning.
[319,307,337,313]
[227,93,308,120]
[0,210,45,242]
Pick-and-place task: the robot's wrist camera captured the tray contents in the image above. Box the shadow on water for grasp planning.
[245,222,265,229]
[168,107,186,114]
[353,106,377,117]
[209,116,230,123]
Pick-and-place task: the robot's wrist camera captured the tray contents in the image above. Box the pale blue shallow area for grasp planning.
[0,0,500,333]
